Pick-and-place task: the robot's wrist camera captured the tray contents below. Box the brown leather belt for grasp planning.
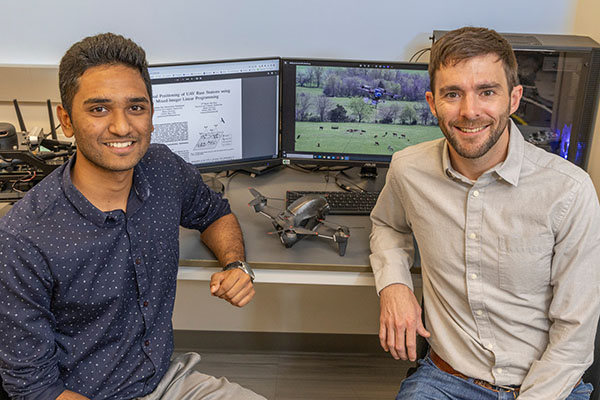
[430,350,521,394]
[430,350,583,396]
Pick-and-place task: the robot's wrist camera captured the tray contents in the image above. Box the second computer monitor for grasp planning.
[281,58,442,167]
[149,58,280,172]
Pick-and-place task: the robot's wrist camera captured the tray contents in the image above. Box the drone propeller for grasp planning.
[293,226,320,236]
[249,187,262,198]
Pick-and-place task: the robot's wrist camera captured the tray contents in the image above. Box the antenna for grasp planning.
[12,99,27,132]
[46,99,58,140]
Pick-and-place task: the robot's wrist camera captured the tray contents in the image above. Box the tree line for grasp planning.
[295,66,437,125]
[296,66,430,102]
[296,93,438,126]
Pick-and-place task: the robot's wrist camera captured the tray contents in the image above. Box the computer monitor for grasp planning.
[148,58,281,173]
[280,58,442,172]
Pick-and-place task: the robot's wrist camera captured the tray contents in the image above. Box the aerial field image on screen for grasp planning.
[294,65,441,155]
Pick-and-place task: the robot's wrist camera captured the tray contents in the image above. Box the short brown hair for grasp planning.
[428,27,519,93]
[59,33,152,116]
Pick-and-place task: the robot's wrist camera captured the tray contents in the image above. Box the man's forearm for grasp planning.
[57,390,90,400]
[201,213,245,266]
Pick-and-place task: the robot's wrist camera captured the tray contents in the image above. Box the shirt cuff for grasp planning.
[370,248,414,294]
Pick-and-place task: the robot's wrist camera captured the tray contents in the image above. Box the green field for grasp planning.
[295,121,442,155]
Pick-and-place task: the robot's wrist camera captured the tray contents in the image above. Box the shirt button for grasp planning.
[469,233,477,240]
[496,368,503,374]
[135,258,142,265]
[486,343,494,350]
[470,273,478,280]
[144,340,150,346]
[143,301,149,307]
[476,310,483,316]
[473,190,480,197]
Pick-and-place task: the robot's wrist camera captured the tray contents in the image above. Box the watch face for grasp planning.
[240,261,255,280]
[226,261,255,281]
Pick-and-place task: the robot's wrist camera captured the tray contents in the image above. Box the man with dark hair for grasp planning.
[0,33,265,400]
[370,26,600,399]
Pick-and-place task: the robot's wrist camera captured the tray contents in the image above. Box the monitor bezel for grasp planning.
[148,57,282,173]
[280,57,432,168]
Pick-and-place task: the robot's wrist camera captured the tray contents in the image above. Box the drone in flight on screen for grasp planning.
[248,188,350,256]
[360,85,399,106]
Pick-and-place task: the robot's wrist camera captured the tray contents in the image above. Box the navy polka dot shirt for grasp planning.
[0,144,231,400]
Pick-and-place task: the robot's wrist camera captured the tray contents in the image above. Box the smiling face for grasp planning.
[426,54,522,172]
[58,64,154,176]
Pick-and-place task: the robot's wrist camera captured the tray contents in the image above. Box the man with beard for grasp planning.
[370,27,600,399]
[0,33,265,400]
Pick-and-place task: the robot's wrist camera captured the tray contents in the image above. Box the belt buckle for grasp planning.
[474,379,519,393]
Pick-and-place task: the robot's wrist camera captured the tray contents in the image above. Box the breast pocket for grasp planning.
[498,234,554,294]
[153,240,179,284]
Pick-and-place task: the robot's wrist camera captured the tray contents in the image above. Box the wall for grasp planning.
[0,0,576,65]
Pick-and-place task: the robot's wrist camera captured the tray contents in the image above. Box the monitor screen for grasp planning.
[280,58,442,167]
[149,58,280,172]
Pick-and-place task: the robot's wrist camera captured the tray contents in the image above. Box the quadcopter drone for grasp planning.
[1,100,75,202]
[248,188,350,256]
[360,85,399,106]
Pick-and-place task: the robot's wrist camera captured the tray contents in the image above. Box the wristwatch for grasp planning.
[224,260,255,282]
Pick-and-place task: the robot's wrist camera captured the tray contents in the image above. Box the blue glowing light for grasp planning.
[557,123,572,159]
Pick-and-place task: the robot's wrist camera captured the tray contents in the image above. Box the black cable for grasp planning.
[334,170,368,193]
[414,48,431,62]
[285,164,320,173]
[409,48,431,63]
[223,170,240,194]
[409,48,429,62]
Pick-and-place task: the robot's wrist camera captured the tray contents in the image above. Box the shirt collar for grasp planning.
[127,161,150,217]
[61,153,151,227]
[442,119,524,187]
[493,119,523,187]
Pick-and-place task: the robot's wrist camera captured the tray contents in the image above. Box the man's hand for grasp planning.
[379,283,430,361]
[210,268,255,307]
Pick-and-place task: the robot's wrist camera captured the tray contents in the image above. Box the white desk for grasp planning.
[177,166,387,286]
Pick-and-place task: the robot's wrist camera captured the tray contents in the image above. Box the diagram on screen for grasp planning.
[194,119,228,150]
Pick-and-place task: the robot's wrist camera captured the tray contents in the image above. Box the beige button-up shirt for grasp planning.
[370,121,600,399]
